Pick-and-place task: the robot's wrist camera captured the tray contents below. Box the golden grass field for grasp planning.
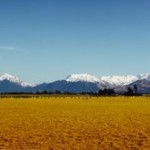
[0,96,150,150]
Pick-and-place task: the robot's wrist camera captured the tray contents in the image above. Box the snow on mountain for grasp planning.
[138,73,150,81]
[100,75,138,86]
[65,73,150,87]
[65,73,139,86]
[0,73,33,87]
[1,73,150,90]
[101,73,150,86]
[66,74,101,83]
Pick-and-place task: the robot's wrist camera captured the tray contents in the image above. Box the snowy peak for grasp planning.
[66,74,100,83]
[65,73,150,87]
[65,73,138,86]
[138,73,150,81]
[1,73,150,89]
[0,73,33,87]
[100,75,138,86]
[0,73,21,83]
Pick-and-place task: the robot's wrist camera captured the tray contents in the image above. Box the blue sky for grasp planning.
[0,0,150,84]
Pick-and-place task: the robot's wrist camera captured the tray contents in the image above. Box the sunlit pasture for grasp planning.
[0,96,150,149]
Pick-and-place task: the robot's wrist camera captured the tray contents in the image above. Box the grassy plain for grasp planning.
[0,96,150,149]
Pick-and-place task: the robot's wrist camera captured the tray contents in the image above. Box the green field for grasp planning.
[0,96,150,149]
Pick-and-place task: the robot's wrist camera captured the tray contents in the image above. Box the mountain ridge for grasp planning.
[65,73,150,87]
[0,73,34,87]
[0,73,150,93]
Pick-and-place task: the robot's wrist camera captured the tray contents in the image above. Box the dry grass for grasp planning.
[0,96,150,149]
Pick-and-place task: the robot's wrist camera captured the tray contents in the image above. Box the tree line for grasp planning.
[0,85,142,96]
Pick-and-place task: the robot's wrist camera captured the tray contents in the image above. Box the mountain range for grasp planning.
[0,73,150,94]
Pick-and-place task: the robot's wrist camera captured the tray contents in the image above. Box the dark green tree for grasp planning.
[133,85,138,94]
[125,87,134,96]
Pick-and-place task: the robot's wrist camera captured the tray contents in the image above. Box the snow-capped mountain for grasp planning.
[66,73,150,87]
[0,72,150,93]
[0,73,33,87]
[138,73,150,81]
[65,74,112,89]
[100,75,138,86]
[65,74,139,87]
[64,73,150,93]
[66,74,101,83]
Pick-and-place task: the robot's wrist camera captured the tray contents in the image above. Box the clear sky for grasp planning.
[0,0,150,84]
